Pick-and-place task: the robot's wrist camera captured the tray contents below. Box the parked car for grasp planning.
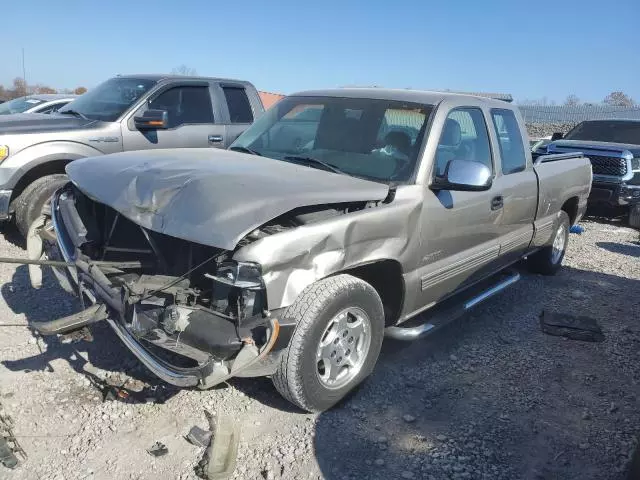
[537,120,640,227]
[27,89,592,412]
[0,94,77,115]
[0,74,263,236]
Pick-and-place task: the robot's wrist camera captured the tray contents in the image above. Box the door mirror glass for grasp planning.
[431,159,492,192]
[551,132,563,141]
[134,109,168,130]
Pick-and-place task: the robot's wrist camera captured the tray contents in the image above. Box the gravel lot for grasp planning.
[0,218,639,480]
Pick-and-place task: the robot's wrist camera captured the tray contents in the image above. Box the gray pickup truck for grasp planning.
[0,74,263,236]
[537,120,640,227]
[27,88,592,412]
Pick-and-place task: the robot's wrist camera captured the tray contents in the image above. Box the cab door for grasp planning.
[488,109,538,266]
[122,82,226,151]
[414,107,503,310]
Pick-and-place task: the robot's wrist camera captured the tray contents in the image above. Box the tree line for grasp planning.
[0,78,87,101]
[521,91,636,107]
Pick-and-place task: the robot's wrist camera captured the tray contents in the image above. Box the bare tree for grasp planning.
[564,94,580,106]
[171,65,197,76]
[73,87,87,95]
[33,85,57,94]
[11,77,27,98]
[603,91,635,107]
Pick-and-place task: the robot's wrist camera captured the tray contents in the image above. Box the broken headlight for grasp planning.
[206,261,265,321]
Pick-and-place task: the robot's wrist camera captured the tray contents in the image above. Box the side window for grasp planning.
[222,87,253,124]
[491,109,527,174]
[148,86,214,128]
[435,108,493,177]
[36,105,56,114]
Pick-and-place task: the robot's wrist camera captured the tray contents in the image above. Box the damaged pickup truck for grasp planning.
[26,89,592,412]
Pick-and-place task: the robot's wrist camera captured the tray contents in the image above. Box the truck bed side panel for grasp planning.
[531,157,592,247]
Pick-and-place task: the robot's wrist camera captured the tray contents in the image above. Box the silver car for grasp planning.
[0,94,77,115]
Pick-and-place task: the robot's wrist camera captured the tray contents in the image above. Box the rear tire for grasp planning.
[629,204,640,229]
[527,211,570,275]
[272,274,385,412]
[14,174,68,238]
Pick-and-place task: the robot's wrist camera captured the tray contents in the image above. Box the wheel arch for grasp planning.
[561,196,579,225]
[340,259,405,327]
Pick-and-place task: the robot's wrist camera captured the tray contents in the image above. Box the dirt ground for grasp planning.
[0,218,638,480]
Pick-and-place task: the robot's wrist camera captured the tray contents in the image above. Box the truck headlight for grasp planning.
[0,145,9,162]
[631,158,640,171]
[206,261,265,321]
[207,261,263,289]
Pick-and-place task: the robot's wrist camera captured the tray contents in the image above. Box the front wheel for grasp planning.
[14,174,68,238]
[272,274,385,412]
[527,210,570,275]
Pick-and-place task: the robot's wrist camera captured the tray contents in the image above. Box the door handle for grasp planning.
[208,135,223,144]
[491,195,504,210]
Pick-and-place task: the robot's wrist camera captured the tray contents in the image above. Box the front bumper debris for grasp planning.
[19,186,282,389]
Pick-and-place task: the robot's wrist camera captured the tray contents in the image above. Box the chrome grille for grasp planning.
[589,155,627,176]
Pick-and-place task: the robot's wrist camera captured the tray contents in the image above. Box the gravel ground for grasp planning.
[0,218,639,480]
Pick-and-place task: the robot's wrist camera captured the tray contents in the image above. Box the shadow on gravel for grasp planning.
[0,221,25,250]
[312,267,640,480]
[596,241,640,258]
[0,265,180,403]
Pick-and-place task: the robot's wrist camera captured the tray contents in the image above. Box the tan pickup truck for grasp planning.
[26,88,592,412]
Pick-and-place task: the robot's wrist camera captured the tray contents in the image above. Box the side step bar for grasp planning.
[31,304,107,335]
[385,271,520,341]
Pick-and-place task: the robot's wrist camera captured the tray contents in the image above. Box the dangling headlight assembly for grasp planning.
[206,261,266,321]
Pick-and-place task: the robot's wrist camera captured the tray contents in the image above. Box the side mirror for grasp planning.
[431,159,492,192]
[134,109,168,130]
[551,132,563,141]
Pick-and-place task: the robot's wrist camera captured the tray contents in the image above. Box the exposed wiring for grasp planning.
[139,252,222,301]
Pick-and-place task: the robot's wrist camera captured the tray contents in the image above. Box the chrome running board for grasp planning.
[385,270,521,341]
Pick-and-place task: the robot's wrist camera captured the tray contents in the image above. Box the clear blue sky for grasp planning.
[3,0,639,103]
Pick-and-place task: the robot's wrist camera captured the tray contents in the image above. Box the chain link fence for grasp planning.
[517,104,640,138]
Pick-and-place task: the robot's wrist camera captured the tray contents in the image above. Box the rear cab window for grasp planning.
[222,86,254,124]
[491,109,527,174]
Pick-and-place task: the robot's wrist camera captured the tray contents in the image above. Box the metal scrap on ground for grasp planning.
[539,310,605,342]
[193,410,239,480]
[146,441,168,457]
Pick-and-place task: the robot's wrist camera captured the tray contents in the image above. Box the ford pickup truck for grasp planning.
[538,119,640,227]
[26,89,592,412]
[0,74,264,237]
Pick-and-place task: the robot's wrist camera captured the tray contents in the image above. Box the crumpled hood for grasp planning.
[66,149,389,250]
[0,112,98,136]
[549,140,640,156]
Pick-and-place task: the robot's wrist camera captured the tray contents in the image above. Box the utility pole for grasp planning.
[21,48,27,95]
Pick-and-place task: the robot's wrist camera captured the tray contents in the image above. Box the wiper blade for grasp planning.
[58,109,89,120]
[229,146,262,156]
[283,155,345,175]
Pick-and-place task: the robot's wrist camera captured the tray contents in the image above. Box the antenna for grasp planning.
[21,48,27,95]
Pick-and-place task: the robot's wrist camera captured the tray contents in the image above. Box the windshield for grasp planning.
[0,96,45,115]
[231,95,433,183]
[563,121,640,145]
[58,77,156,122]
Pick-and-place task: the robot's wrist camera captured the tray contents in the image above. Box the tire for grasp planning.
[272,274,385,412]
[527,210,570,275]
[629,204,640,229]
[14,174,68,238]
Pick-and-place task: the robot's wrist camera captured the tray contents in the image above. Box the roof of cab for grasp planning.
[117,74,254,85]
[289,88,513,107]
